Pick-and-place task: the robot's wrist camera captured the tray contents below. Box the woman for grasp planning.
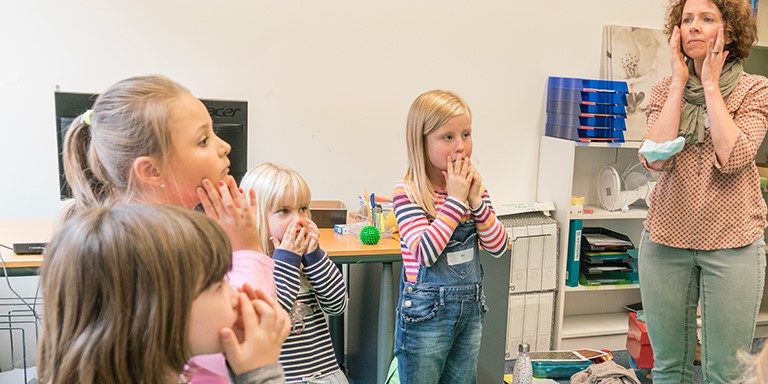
[638,0,768,382]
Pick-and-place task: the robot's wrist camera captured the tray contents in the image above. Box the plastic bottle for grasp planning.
[512,343,533,384]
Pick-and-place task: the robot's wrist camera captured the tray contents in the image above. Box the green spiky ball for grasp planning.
[359,225,381,245]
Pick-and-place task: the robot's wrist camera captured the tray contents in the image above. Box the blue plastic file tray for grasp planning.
[548,76,629,93]
[532,360,591,378]
[547,87,628,105]
[546,99,627,117]
[545,123,578,141]
[546,124,625,143]
[547,113,627,129]
[578,128,625,141]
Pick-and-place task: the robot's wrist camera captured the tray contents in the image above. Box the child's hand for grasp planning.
[220,290,290,375]
[197,176,262,252]
[443,154,473,205]
[270,220,309,256]
[468,165,483,210]
[302,219,320,254]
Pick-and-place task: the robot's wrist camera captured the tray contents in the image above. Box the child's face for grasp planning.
[267,198,311,243]
[188,278,239,356]
[425,114,473,176]
[165,93,233,208]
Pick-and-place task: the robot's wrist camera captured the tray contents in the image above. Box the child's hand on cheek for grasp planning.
[220,291,290,374]
[197,176,262,252]
[270,221,309,256]
[443,154,473,205]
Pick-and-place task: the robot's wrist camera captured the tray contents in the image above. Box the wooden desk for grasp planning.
[0,220,51,269]
[319,228,401,384]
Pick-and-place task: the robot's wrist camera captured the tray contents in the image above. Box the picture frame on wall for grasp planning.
[600,25,671,142]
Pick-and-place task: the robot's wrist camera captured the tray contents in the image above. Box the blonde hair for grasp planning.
[403,89,472,217]
[63,75,191,218]
[239,162,312,255]
[38,204,232,384]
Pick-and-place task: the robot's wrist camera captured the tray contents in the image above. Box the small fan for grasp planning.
[597,162,657,212]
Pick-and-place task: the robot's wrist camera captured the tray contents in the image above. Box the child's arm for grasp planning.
[221,290,289,379]
[271,221,309,311]
[302,246,347,316]
[469,187,509,258]
[393,181,464,267]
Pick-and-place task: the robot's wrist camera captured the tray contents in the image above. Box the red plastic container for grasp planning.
[626,312,653,368]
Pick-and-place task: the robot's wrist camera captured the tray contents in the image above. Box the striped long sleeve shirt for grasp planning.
[272,246,347,383]
[393,181,509,283]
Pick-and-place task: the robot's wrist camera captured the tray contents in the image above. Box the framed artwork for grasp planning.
[601,25,671,141]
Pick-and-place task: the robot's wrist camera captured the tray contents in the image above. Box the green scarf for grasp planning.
[679,60,742,144]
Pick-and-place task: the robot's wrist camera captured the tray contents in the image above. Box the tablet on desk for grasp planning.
[12,243,47,255]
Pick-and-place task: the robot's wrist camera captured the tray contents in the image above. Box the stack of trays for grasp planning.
[546,77,629,143]
[578,227,638,286]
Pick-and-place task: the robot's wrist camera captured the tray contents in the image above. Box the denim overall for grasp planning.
[394,220,487,384]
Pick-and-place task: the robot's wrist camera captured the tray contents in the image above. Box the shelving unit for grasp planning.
[536,136,646,350]
[537,135,768,351]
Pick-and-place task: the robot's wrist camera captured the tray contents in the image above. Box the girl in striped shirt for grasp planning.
[393,90,509,384]
[240,162,348,384]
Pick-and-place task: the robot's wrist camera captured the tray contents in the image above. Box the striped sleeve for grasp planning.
[470,188,509,258]
[393,181,465,268]
[272,249,303,311]
[301,247,347,316]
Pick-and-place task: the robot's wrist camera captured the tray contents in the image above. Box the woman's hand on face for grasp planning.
[270,220,309,256]
[220,288,290,375]
[702,27,728,89]
[443,154,473,204]
[670,26,689,86]
[197,176,262,252]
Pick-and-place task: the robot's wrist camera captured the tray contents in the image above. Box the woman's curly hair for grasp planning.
[663,0,758,62]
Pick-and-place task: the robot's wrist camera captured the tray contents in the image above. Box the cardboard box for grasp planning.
[757,163,768,179]
[310,200,347,228]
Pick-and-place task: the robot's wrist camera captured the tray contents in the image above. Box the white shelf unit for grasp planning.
[536,136,645,350]
[537,135,768,351]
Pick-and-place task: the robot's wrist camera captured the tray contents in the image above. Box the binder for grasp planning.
[565,219,583,287]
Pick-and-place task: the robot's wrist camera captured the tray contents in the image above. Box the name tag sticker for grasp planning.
[447,248,474,266]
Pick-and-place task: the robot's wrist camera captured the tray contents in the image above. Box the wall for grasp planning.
[0,1,667,220]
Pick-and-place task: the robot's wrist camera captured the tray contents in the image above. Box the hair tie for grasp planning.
[81,109,94,126]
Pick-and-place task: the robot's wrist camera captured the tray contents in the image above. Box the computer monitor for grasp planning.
[54,92,248,200]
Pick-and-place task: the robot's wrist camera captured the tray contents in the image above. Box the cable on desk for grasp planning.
[0,247,41,319]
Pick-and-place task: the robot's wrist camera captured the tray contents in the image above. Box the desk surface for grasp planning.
[0,221,401,268]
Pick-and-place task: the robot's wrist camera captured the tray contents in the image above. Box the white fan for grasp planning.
[597,162,657,212]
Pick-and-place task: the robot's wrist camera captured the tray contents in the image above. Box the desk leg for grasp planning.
[377,262,394,384]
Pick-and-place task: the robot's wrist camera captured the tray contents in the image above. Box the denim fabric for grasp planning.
[638,229,766,384]
[395,221,487,384]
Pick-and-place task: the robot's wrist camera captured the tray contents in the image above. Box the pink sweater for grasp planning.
[188,250,276,383]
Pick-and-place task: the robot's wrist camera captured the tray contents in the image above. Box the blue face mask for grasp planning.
[639,136,685,163]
